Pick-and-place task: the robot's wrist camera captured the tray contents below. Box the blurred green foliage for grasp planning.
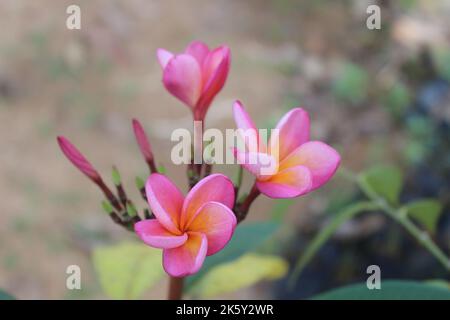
[333,63,369,106]
[92,242,164,299]
[313,280,450,300]
[189,254,288,298]
[405,199,443,235]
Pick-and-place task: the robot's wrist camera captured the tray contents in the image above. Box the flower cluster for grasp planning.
[57,40,340,278]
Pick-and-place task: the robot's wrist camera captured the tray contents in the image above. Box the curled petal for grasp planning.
[188,201,236,256]
[271,108,310,161]
[162,232,207,277]
[233,149,278,179]
[132,119,153,163]
[232,101,261,152]
[279,141,340,190]
[196,46,231,118]
[145,174,184,235]
[157,48,174,69]
[162,54,202,109]
[185,40,209,66]
[135,219,187,249]
[181,174,235,229]
[57,136,100,182]
[256,165,312,199]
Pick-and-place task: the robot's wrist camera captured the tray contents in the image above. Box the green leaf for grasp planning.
[189,254,288,298]
[92,241,164,299]
[312,280,450,300]
[333,63,369,105]
[186,221,280,289]
[290,201,379,283]
[0,289,15,300]
[405,199,443,234]
[359,165,403,205]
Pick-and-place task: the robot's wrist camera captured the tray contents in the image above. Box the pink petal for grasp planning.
[233,149,278,179]
[195,46,230,119]
[279,141,340,190]
[57,136,100,182]
[271,108,310,161]
[187,201,236,256]
[135,219,187,249]
[156,48,174,69]
[185,40,210,66]
[180,174,235,229]
[256,165,312,198]
[232,101,261,152]
[132,119,153,163]
[162,232,207,277]
[145,174,184,235]
[162,54,202,109]
[232,100,257,132]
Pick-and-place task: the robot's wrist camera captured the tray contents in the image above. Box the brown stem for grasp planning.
[97,179,122,211]
[147,159,158,174]
[237,183,261,223]
[168,276,184,300]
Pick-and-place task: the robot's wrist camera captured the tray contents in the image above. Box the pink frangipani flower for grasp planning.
[232,101,340,199]
[157,41,231,121]
[57,136,101,183]
[135,173,236,277]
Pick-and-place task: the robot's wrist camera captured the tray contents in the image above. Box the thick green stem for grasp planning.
[349,169,450,272]
[378,200,450,271]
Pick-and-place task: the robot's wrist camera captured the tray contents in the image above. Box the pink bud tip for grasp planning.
[57,136,101,182]
[132,119,154,163]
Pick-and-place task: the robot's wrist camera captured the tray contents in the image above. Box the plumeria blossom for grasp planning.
[135,173,236,277]
[232,101,340,199]
[157,41,231,121]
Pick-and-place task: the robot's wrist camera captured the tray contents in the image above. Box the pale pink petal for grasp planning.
[187,201,236,256]
[256,165,312,198]
[270,108,310,161]
[145,174,184,235]
[162,232,207,277]
[232,100,257,132]
[232,101,262,152]
[162,54,202,109]
[279,141,340,190]
[156,48,174,69]
[185,41,209,66]
[57,136,101,182]
[135,219,187,249]
[180,174,235,229]
[233,149,278,179]
[195,46,230,119]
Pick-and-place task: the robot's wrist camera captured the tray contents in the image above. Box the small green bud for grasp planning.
[126,202,138,217]
[101,200,114,215]
[157,164,166,174]
[112,166,121,186]
[135,176,145,190]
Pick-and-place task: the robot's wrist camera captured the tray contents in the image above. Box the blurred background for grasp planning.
[0,0,449,299]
